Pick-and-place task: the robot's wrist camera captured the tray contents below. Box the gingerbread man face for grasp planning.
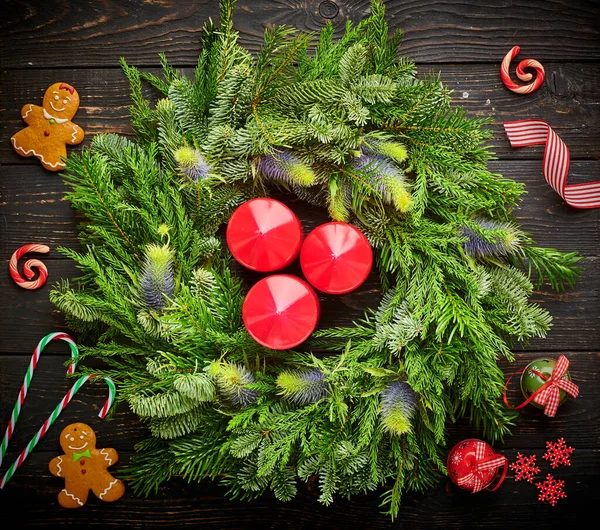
[42,82,80,120]
[60,422,96,455]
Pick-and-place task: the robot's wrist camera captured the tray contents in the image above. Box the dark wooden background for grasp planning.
[1,1,599,528]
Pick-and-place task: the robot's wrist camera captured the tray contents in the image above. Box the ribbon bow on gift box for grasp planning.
[456,441,508,493]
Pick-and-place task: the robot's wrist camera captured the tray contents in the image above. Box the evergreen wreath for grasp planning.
[50,0,580,517]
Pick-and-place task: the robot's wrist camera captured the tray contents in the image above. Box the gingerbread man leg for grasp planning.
[58,480,90,509]
[36,139,67,171]
[91,474,125,503]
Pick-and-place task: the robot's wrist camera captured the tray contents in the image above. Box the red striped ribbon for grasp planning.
[504,120,600,209]
[456,441,508,493]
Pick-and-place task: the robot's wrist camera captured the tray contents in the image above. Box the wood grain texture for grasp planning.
[3,160,597,256]
[2,63,600,164]
[0,237,597,354]
[1,0,599,68]
[0,352,597,452]
[0,448,596,528]
[1,0,598,526]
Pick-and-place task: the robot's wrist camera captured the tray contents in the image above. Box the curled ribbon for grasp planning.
[456,441,507,493]
[9,244,50,290]
[500,46,545,95]
[503,355,579,417]
[504,119,600,209]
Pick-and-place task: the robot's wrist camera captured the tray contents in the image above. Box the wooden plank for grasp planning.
[0,448,596,528]
[1,0,599,68]
[1,159,599,257]
[0,169,598,354]
[0,352,598,451]
[1,63,600,164]
[1,1,597,526]
[453,353,600,449]
[0,355,148,451]
[0,256,597,355]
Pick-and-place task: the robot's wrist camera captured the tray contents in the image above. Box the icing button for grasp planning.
[81,469,86,474]
[44,130,50,136]
[49,119,55,124]
[80,460,85,465]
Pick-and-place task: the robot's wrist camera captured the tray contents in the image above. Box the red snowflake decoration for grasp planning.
[509,452,540,483]
[536,474,567,506]
[543,438,575,468]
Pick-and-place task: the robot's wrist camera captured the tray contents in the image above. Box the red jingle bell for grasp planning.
[226,198,303,272]
[447,438,507,493]
[242,274,320,350]
[300,222,373,294]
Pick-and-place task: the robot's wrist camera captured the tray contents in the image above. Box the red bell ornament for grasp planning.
[300,222,373,294]
[242,274,320,350]
[226,198,303,272]
[447,439,508,493]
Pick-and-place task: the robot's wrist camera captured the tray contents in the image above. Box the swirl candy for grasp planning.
[500,46,545,95]
[9,243,50,290]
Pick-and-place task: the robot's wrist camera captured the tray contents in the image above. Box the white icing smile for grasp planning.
[67,441,89,451]
[50,101,66,112]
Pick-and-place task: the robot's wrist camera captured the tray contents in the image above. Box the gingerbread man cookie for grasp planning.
[11,82,84,171]
[49,423,124,508]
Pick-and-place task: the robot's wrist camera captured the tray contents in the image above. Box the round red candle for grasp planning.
[242,275,320,350]
[226,198,303,272]
[300,222,373,294]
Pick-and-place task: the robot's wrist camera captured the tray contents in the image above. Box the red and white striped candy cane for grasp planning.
[504,119,600,209]
[9,244,50,290]
[500,46,545,95]
[0,333,79,469]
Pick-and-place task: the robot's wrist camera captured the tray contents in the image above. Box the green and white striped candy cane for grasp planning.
[0,332,79,468]
[0,375,116,489]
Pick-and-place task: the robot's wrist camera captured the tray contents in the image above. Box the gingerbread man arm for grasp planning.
[20,104,43,125]
[65,123,85,145]
[49,455,66,477]
[99,448,119,467]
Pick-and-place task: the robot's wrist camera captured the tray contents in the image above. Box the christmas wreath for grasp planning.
[50,0,579,517]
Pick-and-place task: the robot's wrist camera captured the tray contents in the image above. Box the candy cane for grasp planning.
[500,46,545,95]
[0,333,80,468]
[0,375,116,488]
[9,244,50,290]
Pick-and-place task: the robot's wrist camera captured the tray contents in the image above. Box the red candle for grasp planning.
[300,222,373,294]
[242,274,320,350]
[226,198,303,272]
